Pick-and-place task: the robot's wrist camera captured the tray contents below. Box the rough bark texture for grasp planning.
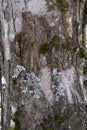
[0,0,87,130]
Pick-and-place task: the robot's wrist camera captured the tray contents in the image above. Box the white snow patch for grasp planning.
[11,105,17,114]
[28,0,47,16]
[22,87,28,93]
[53,68,58,75]
[10,120,15,127]
[0,126,2,130]
[34,94,40,99]
[1,76,7,87]
[9,33,15,42]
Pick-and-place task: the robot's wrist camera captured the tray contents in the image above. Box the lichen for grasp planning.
[12,65,25,78]
[79,34,82,42]
[19,72,42,98]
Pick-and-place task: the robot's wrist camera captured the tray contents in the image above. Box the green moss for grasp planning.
[73,0,77,2]
[73,0,83,3]
[83,2,87,26]
[22,12,31,21]
[84,80,87,86]
[12,107,20,130]
[12,78,17,86]
[10,126,15,130]
[40,123,46,129]
[51,36,73,51]
[14,32,27,44]
[73,47,77,53]
[39,43,50,54]
[14,33,21,43]
[56,0,69,12]
[51,35,60,44]
[62,43,72,50]
[51,35,60,49]
[57,117,65,124]
[83,64,87,75]
[52,42,73,51]
[21,32,27,43]
[48,116,53,123]
[54,44,61,50]
[47,128,53,130]
[52,58,58,67]
[79,47,87,59]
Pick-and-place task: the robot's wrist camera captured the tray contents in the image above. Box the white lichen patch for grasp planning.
[12,65,26,78]
[52,69,66,102]
[55,83,66,102]
[52,67,81,103]
[19,72,42,99]
[27,0,47,16]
